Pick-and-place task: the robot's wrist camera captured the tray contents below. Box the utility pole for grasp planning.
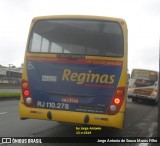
[8,64,13,83]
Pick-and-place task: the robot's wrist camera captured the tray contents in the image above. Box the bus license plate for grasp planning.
[36,101,69,110]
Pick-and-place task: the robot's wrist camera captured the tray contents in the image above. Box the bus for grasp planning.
[19,15,128,129]
[128,69,159,104]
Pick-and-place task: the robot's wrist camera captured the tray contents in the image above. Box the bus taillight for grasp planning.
[114,98,121,104]
[22,80,33,106]
[107,87,125,115]
[23,89,30,96]
[22,82,29,89]
[154,90,158,93]
[152,89,158,96]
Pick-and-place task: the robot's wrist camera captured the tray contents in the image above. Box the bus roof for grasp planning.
[31,15,127,24]
[131,68,159,73]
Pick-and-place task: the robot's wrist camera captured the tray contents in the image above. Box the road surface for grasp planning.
[0,99,158,146]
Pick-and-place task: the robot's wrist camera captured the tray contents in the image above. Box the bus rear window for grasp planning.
[28,19,124,57]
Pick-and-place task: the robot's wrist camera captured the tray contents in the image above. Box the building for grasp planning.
[0,66,22,84]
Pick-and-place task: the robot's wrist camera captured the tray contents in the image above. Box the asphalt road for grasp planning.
[0,99,158,146]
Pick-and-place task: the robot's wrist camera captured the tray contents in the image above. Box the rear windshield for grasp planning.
[134,79,156,87]
[28,19,124,57]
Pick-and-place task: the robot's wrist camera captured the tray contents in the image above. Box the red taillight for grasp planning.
[22,80,30,97]
[154,90,157,93]
[114,98,121,104]
[152,89,158,95]
[23,90,30,96]
[107,87,125,115]
[21,79,33,106]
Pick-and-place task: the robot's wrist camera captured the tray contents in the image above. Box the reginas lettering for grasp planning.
[62,69,115,85]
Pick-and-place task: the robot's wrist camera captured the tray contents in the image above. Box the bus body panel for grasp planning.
[19,15,128,129]
[19,101,125,129]
[26,56,123,114]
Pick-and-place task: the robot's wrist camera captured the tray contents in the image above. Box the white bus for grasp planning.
[128,69,159,104]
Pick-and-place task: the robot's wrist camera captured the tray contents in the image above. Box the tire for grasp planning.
[152,98,158,105]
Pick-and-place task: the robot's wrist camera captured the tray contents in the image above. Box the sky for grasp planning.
[0,0,159,73]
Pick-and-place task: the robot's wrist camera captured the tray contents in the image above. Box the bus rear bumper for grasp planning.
[128,94,157,102]
[19,102,125,129]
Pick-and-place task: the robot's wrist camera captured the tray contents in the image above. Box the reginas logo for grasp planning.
[62,69,115,85]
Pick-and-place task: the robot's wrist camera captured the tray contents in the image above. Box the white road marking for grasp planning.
[0,112,8,115]
[139,143,148,146]
[138,122,158,146]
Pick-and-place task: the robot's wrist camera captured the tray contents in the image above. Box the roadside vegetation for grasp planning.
[0,92,20,100]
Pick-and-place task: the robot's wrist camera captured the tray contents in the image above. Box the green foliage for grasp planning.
[0,92,20,97]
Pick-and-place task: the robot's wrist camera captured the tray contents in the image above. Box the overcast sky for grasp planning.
[0,0,159,72]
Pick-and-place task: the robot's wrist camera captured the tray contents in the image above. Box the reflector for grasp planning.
[26,97,32,104]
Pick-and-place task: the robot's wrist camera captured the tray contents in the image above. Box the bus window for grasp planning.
[29,19,124,57]
[41,38,49,52]
[50,42,63,53]
[30,33,41,52]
